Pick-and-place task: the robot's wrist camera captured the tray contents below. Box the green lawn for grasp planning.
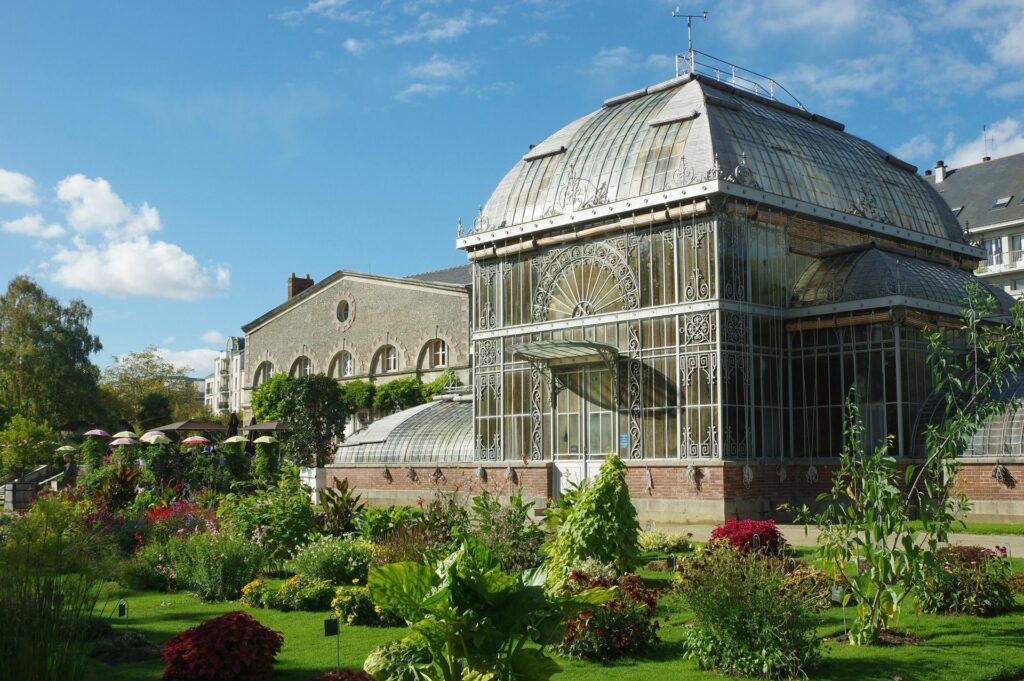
[899,520,1024,536]
[84,581,1024,681]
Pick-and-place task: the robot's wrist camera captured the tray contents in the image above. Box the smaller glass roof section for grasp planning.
[512,340,619,366]
[791,245,1015,312]
[913,367,1024,457]
[333,398,473,464]
[993,195,1013,209]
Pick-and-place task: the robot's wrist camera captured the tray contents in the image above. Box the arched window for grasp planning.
[374,345,398,375]
[253,361,274,388]
[290,356,312,378]
[330,351,354,378]
[429,339,447,368]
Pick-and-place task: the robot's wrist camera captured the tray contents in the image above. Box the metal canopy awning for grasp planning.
[512,340,619,368]
[512,341,620,407]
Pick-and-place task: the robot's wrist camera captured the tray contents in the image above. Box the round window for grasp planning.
[337,300,350,323]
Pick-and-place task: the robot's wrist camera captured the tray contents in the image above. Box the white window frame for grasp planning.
[384,346,398,373]
[432,339,448,368]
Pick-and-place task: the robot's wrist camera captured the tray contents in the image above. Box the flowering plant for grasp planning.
[916,545,1015,616]
[241,579,272,609]
[272,574,334,612]
[710,518,784,555]
[161,611,283,681]
[332,581,402,626]
[557,572,661,661]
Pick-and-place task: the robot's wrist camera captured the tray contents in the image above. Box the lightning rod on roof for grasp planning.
[672,7,708,77]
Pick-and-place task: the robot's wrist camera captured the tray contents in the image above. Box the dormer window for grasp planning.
[993,196,1013,209]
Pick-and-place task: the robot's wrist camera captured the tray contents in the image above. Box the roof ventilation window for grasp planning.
[993,196,1013,209]
[952,206,964,217]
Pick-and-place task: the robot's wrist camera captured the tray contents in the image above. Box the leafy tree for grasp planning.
[550,455,640,577]
[0,415,57,478]
[372,377,425,413]
[137,392,173,431]
[100,347,202,429]
[250,442,280,484]
[250,373,291,423]
[796,283,1024,645]
[279,374,349,467]
[338,379,375,412]
[423,368,461,400]
[0,276,102,428]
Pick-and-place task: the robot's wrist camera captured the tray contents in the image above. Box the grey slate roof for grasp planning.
[480,74,963,246]
[791,245,1015,311]
[333,396,473,464]
[405,264,472,286]
[925,153,1024,231]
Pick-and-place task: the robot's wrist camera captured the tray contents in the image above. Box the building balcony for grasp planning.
[977,250,1024,275]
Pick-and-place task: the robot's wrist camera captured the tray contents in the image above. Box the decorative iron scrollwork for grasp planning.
[724,313,748,345]
[529,367,543,461]
[850,185,891,224]
[473,205,492,233]
[627,324,643,460]
[683,312,714,345]
[724,152,761,189]
[477,340,498,366]
[680,353,717,388]
[882,259,906,295]
[682,423,718,458]
[532,240,639,322]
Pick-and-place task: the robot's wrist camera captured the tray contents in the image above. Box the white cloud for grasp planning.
[2,214,65,239]
[155,347,221,375]
[523,31,548,44]
[946,117,1024,168]
[893,134,937,162]
[592,46,633,72]
[343,37,372,54]
[55,174,160,239]
[279,0,371,23]
[395,82,450,100]
[991,14,1024,66]
[393,11,472,44]
[588,47,677,81]
[201,329,226,345]
[785,56,895,98]
[0,168,38,205]
[408,54,472,80]
[50,236,229,300]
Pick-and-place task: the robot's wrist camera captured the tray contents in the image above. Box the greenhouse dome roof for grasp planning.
[475,75,967,253]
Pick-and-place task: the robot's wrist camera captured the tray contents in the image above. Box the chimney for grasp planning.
[924,169,932,177]
[983,156,992,163]
[934,160,946,183]
[287,272,314,300]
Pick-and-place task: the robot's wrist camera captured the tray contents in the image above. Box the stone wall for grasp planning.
[245,273,470,392]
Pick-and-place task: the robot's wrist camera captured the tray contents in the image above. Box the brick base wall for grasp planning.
[325,459,1024,525]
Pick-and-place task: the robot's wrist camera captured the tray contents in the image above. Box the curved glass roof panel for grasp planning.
[791,246,1014,310]
[333,398,473,464]
[480,76,965,249]
[913,369,1024,457]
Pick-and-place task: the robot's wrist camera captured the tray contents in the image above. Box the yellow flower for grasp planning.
[346,614,355,624]
[352,578,360,584]
[374,605,382,615]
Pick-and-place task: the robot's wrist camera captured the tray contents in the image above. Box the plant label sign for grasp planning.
[831,584,843,603]
[324,618,339,637]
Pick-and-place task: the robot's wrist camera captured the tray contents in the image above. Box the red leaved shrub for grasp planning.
[162,611,283,681]
[558,572,661,661]
[311,672,375,681]
[710,518,784,554]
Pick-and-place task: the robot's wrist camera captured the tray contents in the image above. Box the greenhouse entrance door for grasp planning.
[552,365,615,495]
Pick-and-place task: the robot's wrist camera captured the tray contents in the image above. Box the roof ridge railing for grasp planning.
[677,49,806,112]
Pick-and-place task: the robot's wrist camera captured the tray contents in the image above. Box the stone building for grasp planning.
[329,67,1023,523]
[241,269,472,422]
[926,153,1024,298]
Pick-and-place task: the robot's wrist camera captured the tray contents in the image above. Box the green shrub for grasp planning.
[916,545,1015,616]
[240,579,273,609]
[469,489,545,571]
[289,535,373,584]
[550,455,640,577]
[355,505,420,540]
[372,377,424,413]
[638,529,691,555]
[676,545,821,680]
[118,539,176,591]
[332,583,402,626]
[219,474,314,564]
[272,574,335,611]
[250,443,280,484]
[316,478,365,536]
[173,532,267,601]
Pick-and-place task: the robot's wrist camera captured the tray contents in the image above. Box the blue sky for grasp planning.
[2,0,1023,376]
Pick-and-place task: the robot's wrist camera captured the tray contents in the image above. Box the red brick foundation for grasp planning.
[325,458,1024,524]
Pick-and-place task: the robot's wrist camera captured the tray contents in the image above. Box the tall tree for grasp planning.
[279,374,349,467]
[0,276,102,428]
[250,372,291,423]
[100,347,203,429]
